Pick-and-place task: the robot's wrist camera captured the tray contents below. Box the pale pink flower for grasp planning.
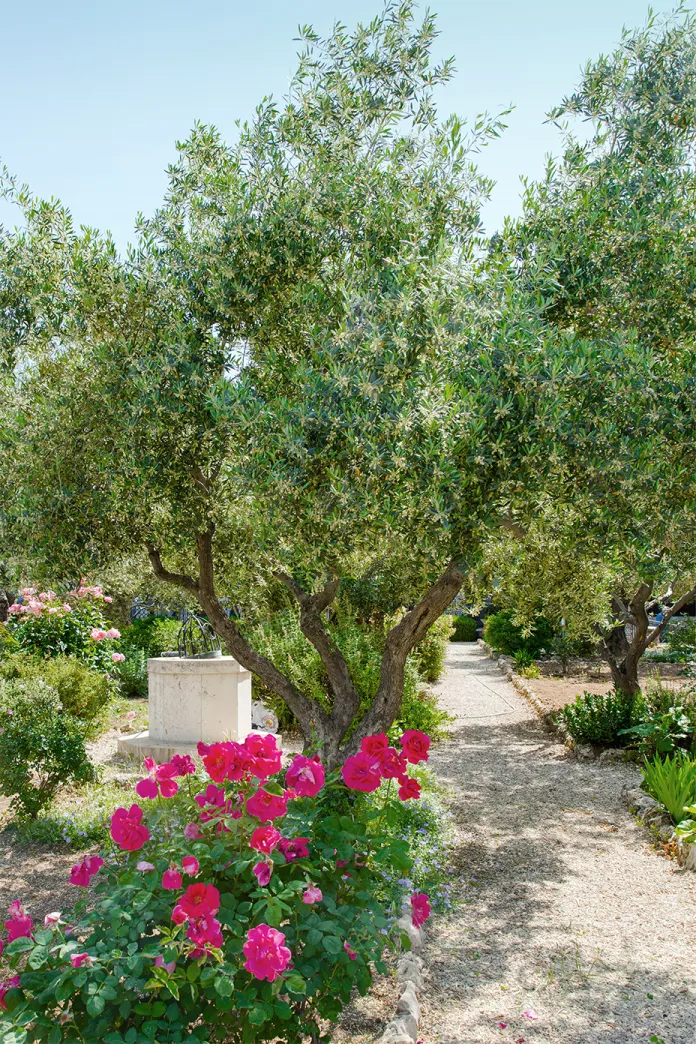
[105,628,121,639]
[104,596,113,604]
[136,861,155,872]
[90,628,107,641]
[302,886,322,905]
[154,955,176,974]
[43,912,62,927]
[112,652,125,662]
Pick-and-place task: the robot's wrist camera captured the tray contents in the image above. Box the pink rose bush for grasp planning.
[0,729,434,1043]
[5,583,125,672]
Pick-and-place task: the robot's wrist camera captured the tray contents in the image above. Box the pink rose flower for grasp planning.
[302,886,322,904]
[136,861,155,871]
[343,941,357,960]
[154,955,176,974]
[104,596,113,604]
[410,892,431,928]
[111,652,126,663]
[70,953,93,969]
[252,861,273,887]
[135,757,179,799]
[176,883,220,919]
[186,913,223,954]
[246,787,288,822]
[360,733,389,758]
[0,976,20,1011]
[184,822,202,840]
[69,855,103,886]
[182,856,199,876]
[243,924,292,982]
[244,733,282,778]
[342,751,382,792]
[162,869,183,891]
[169,754,196,776]
[285,754,325,797]
[171,905,187,925]
[202,741,250,783]
[379,747,407,779]
[399,729,430,764]
[90,628,107,641]
[249,825,282,854]
[5,902,33,942]
[398,775,421,801]
[110,804,150,852]
[62,603,72,612]
[278,836,310,863]
[105,628,121,639]
[43,912,62,928]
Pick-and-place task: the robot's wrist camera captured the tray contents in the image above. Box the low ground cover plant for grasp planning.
[0,730,434,1043]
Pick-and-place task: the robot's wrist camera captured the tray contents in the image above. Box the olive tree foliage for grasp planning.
[0,3,655,761]
[483,7,696,695]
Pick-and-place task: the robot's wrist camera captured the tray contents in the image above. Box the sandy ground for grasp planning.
[528,662,690,714]
[412,643,696,1044]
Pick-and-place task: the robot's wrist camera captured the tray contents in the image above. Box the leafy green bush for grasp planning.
[412,614,453,682]
[620,703,693,756]
[642,752,696,823]
[518,664,541,679]
[120,615,181,659]
[0,653,113,728]
[0,681,96,819]
[666,618,696,659]
[559,689,635,746]
[396,684,453,740]
[482,610,554,657]
[113,646,148,698]
[451,615,477,641]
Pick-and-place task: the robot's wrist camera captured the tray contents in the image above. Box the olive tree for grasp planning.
[0,3,658,761]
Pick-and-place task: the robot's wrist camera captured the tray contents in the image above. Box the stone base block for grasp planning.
[117,730,282,762]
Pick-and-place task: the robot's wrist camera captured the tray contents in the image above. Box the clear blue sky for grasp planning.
[0,0,680,246]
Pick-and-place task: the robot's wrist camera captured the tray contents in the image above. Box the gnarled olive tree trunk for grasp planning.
[147,528,464,769]
[597,583,696,697]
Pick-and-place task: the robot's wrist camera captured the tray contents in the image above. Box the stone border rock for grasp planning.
[476,638,571,745]
[378,911,426,1043]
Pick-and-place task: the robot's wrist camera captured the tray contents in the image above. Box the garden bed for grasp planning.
[523,662,690,715]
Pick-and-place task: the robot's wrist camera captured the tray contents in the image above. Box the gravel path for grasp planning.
[419,643,696,1044]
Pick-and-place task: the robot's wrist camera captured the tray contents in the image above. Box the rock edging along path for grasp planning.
[417,642,696,1044]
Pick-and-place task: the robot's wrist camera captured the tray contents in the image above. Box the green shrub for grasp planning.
[120,615,181,659]
[559,689,635,746]
[620,703,692,757]
[0,680,96,819]
[412,614,453,682]
[642,752,696,823]
[451,615,477,641]
[666,618,696,659]
[518,664,541,679]
[396,684,454,740]
[0,653,113,728]
[113,646,148,698]
[482,610,554,657]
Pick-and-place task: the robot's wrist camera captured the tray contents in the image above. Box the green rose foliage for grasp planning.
[0,735,429,1043]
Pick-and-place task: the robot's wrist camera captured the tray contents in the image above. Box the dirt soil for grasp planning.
[530,661,691,714]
